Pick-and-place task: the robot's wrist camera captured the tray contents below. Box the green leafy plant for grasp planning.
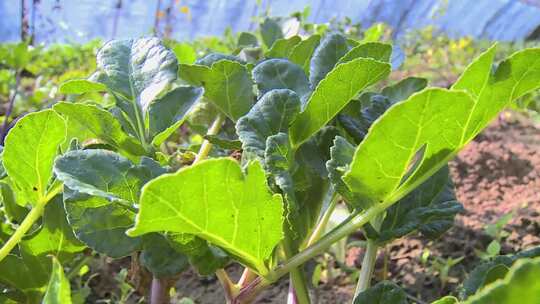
[0,26,539,304]
[476,211,515,260]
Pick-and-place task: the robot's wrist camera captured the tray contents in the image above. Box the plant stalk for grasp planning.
[354,214,383,299]
[150,276,169,304]
[0,71,21,144]
[265,199,394,283]
[0,184,62,262]
[193,113,225,164]
[216,268,238,303]
[354,238,378,296]
[237,269,258,287]
[304,194,339,248]
[282,236,311,304]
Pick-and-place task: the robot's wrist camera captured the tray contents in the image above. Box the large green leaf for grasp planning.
[290,57,391,147]
[236,89,301,159]
[172,42,197,64]
[62,190,141,258]
[339,77,427,144]
[179,60,254,121]
[148,86,203,146]
[0,182,27,224]
[377,166,463,242]
[195,53,243,67]
[264,132,297,222]
[326,136,359,207]
[42,257,72,304]
[22,196,85,261]
[140,234,189,278]
[128,158,284,275]
[167,233,229,276]
[343,47,540,208]
[460,246,540,299]
[54,150,161,203]
[465,257,540,304]
[53,102,145,158]
[237,32,258,48]
[289,127,338,245]
[0,251,50,300]
[337,42,392,64]
[90,38,177,112]
[59,79,107,95]
[265,36,301,59]
[309,33,350,87]
[54,150,164,258]
[353,281,407,304]
[252,59,310,101]
[381,77,428,103]
[260,18,284,48]
[289,35,321,76]
[3,110,66,206]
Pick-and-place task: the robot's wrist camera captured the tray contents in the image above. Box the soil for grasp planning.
[93,112,540,303]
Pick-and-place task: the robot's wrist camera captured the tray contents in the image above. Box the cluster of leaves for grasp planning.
[1,15,540,304]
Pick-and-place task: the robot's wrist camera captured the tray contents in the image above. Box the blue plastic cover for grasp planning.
[1,0,539,43]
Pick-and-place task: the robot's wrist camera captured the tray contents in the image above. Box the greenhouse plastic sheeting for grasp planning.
[1,0,539,43]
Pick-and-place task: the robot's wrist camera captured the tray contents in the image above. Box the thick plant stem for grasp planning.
[354,239,378,296]
[282,236,311,304]
[194,113,225,163]
[0,199,46,262]
[216,269,238,303]
[238,269,258,287]
[354,214,383,297]
[265,199,395,283]
[150,276,169,304]
[304,194,338,248]
[0,185,62,263]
